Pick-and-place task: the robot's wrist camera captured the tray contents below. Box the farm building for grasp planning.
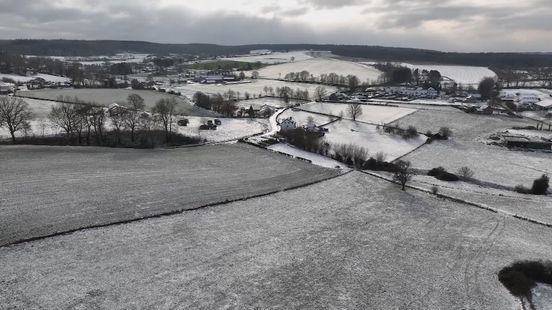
[280,117,297,131]
[0,82,14,94]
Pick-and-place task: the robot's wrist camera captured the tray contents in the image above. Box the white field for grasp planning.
[400,63,497,85]
[268,143,348,169]
[221,51,313,64]
[257,58,383,84]
[533,284,552,310]
[301,102,417,124]
[0,73,71,83]
[278,109,337,127]
[322,120,427,160]
[1,171,550,309]
[176,80,338,100]
[177,117,268,143]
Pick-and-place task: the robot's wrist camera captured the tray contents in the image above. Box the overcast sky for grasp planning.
[0,0,550,52]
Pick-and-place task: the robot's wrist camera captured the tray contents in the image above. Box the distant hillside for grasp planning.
[1,39,551,68]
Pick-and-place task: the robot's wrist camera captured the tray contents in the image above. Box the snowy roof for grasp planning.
[535,100,552,108]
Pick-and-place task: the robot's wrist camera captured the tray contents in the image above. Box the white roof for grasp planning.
[535,99,552,108]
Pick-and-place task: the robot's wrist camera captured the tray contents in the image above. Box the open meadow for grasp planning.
[18,88,217,116]
[257,58,383,84]
[0,144,340,246]
[300,102,417,125]
[0,172,550,309]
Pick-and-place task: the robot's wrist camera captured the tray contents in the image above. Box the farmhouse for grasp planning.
[0,82,14,94]
[279,117,297,131]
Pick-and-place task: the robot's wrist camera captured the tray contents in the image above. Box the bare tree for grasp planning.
[109,105,126,145]
[348,103,363,121]
[152,98,178,142]
[0,96,33,144]
[123,94,146,143]
[314,86,327,102]
[393,160,413,191]
[49,102,80,140]
[457,166,475,179]
[347,75,360,91]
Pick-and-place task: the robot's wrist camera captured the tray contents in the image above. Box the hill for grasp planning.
[1,39,552,68]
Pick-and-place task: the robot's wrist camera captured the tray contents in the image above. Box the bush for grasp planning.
[438,127,452,139]
[362,158,399,172]
[498,260,552,307]
[402,126,419,139]
[427,167,459,182]
[457,166,475,179]
[431,186,439,195]
[531,175,549,195]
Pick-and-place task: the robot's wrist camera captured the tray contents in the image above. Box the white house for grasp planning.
[279,117,297,131]
[0,82,14,94]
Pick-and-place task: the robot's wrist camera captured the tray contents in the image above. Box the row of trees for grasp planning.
[282,71,361,90]
[374,63,442,89]
[0,94,189,147]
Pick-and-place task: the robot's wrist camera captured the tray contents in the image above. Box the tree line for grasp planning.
[0,94,200,147]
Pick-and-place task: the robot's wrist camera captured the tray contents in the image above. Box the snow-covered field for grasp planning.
[404,140,552,187]
[26,53,150,65]
[301,102,417,124]
[533,284,552,310]
[221,50,313,64]
[401,63,497,85]
[322,120,427,160]
[257,58,382,84]
[0,144,340,246]
[177,117,268,143]
[18,89,218,116]
[176,80,337,100]
[0,98,62,139]
[1,171,549,309]
[268,143,347,169]
[0,73,71,83]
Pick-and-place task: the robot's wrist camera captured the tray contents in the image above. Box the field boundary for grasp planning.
[2,170,350,248]
[360,170,552,229]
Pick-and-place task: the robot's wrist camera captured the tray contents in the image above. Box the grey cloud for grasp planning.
[298,0,368,9]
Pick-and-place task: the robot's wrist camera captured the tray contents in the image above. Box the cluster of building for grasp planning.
[499,91,552,111]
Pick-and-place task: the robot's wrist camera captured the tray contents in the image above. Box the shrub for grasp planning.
[457,166,475,179]
[362,158,399,172]
[531,174,549,195]
[438,127,452,139]
[402,126,419,139]
[498,260,552,308]
[427,167,459,182]
[431,186,439,195]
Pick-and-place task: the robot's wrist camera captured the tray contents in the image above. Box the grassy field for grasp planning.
[393,108,552,187]
[257,58,383,84]
[18,88,217,116]
[0,172,550,309]
[0,144,340,246]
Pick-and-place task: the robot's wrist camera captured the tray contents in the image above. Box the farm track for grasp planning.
[0,143,341,247]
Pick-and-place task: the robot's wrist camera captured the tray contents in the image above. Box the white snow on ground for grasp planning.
[400,63,497,85]
[257,58,382,84]
[301,102,417,124]
[278,109,337,127]
[177,117,268,143]
[268,143,347,169]
[221,51,313,64]
[0,73,71,83]
[26,53,150,65]
[500,88,549,98]
[533,283,552,310]
[322,120,427,160]
[176,80,337,101]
